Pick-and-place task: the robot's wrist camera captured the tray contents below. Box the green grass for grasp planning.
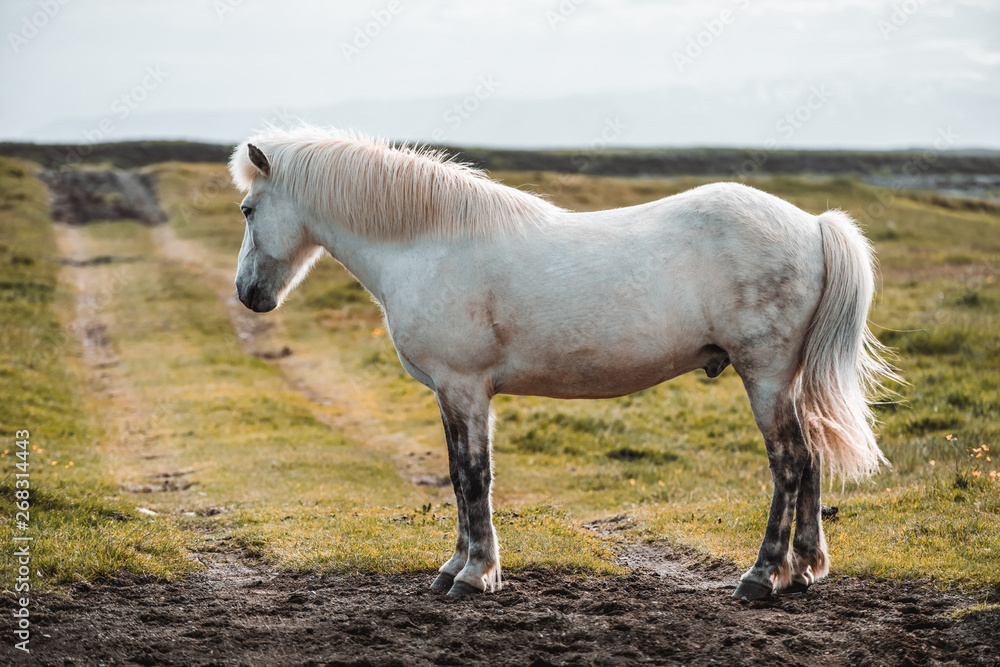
[629,475,1000,592]
[0,159,195,594]
[951,602,1000,620]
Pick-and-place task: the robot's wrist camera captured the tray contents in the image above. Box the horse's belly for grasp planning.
[498,346,706,399]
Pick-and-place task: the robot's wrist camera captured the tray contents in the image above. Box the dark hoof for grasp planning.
[430,572,455,592]
[732,580,773,602]
[777,580,810,596]
[447,581,484,597]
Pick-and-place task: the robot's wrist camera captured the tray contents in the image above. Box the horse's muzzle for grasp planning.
[237,282,276,313]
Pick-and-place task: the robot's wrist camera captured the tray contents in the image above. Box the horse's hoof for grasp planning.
[777,580,810,596]
[431,572,455,592]
[731,580,773,602]
[447,581,484,597]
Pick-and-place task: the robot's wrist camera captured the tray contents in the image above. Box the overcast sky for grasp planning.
[1,0,998,148]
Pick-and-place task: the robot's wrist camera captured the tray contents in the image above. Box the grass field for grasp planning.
[1,157,998,600]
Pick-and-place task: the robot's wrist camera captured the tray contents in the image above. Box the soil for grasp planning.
[8,547,999,667]
[39,170,166,225]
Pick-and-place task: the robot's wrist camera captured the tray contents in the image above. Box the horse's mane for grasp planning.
[230,125,561,241]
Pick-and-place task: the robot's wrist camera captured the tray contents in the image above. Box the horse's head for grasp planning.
[232,143,323,312]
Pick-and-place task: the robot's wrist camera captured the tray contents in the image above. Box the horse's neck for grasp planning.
[309,219,415,307]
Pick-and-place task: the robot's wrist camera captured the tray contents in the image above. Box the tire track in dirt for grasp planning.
[54,224,190,497]
[585,514,737,595]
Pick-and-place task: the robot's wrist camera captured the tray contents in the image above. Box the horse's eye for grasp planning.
[241,205,253,218]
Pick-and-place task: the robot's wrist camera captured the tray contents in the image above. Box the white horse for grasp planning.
[228,126,896,601]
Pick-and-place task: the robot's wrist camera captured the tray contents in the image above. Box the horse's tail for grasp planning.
[793,210,899,480]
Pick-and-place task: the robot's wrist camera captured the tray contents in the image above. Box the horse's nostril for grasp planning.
[238,282,258,309]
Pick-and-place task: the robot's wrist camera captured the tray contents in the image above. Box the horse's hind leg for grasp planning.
[434,384,500,596]
[733,376,809,601]
[781,452,829,594]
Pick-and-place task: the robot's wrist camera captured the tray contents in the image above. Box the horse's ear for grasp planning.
[247,143,271,177]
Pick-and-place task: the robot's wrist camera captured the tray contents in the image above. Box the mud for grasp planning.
[40,169,165,225]
[8,547,998,667]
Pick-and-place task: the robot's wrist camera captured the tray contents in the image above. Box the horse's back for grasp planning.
[503,183,823,394]
[555,182,826,328]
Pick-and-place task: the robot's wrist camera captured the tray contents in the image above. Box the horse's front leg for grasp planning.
[733,381,809,601]
[434,384,500,596]
[430,405,470,592]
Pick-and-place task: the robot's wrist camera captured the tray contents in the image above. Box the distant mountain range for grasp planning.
[13,84,1000,151]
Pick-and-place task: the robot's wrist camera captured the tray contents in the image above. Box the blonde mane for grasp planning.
[229,126,561,241]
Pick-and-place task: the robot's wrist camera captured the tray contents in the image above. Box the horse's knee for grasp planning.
[765,406,810,481]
